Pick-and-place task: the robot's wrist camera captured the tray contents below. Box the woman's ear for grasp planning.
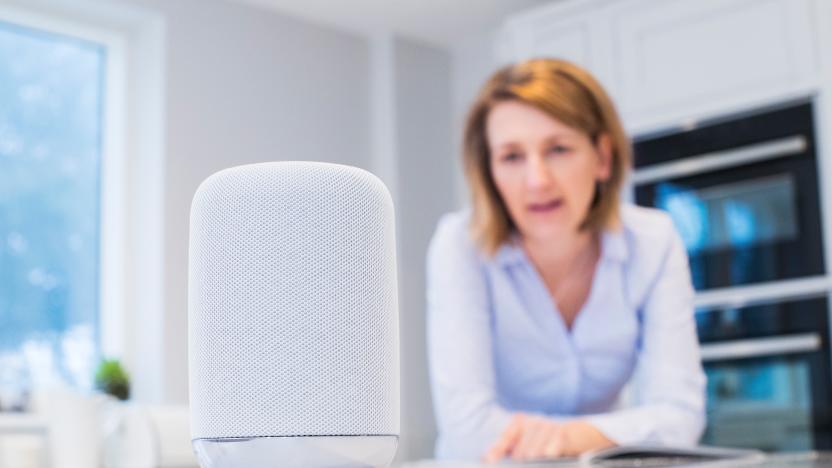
[595,132,613,182]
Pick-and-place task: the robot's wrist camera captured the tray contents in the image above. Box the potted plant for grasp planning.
[94,359,130,401]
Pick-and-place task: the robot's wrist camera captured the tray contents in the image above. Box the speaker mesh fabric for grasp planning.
[188,162,400,440]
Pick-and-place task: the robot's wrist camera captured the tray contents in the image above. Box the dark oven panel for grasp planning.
[633,101,824,290]
[697,297,831,451]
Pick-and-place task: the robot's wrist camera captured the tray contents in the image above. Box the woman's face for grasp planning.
[486,100,612,243]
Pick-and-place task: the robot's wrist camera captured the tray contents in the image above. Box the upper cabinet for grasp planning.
[498,0,619,102]
[498,0,821,135]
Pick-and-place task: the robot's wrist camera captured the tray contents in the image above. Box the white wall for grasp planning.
[392,37,455,461]
[449,30,502,208]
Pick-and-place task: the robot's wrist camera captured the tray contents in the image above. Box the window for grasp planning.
[0,18,106,395]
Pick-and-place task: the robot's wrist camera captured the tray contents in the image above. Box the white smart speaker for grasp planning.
[188,161,400,468]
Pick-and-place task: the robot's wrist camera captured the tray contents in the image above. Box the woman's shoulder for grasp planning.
[617,204,684,271]
[426,209,494,286]
[614,204,689,303]
[619,204,677,243]
[433,209,470,237]
[428,209,484,262]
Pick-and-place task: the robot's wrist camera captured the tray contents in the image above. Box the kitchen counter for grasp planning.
[0,413,48,434]
[404,452,832,467]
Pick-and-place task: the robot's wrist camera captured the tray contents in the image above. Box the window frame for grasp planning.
[0,2,166,401]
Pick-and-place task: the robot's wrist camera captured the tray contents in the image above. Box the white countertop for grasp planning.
[0,413,48,434]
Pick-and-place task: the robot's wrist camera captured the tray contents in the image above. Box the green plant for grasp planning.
[94,359,130,401]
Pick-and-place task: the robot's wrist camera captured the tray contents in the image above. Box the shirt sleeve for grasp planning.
[585,227,707,446]
[425,215,513,460]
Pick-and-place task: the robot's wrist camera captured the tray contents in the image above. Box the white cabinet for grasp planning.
[611,0,817,130]
[499,0,821,134]
[499,0,620,111]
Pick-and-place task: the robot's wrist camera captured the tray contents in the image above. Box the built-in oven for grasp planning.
[631,98,832,451]
[697,295,832,451]
[632,100,824,291]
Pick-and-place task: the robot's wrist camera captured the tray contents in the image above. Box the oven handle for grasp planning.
[700,332,822,362]
[632,135,807,186]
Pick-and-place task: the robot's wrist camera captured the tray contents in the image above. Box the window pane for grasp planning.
[0,19,105,397]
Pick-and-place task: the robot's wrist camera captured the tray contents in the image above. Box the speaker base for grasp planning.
[192,435,398,468]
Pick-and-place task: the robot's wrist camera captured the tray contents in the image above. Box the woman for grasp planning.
[426,58,706,462]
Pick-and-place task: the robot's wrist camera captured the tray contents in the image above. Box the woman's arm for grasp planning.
[585,227,706,446]
[426,214,513,460]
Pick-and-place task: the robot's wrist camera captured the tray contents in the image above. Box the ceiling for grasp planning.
[231,0,554,48]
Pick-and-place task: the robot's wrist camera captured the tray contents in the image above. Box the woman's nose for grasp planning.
[525,154,553,189]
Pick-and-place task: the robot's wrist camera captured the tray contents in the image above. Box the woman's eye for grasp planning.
[502,152,522,162]
[548,145,570,155]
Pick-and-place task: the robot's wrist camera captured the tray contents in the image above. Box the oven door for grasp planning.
[702,338,824,451]
[697,297,832,450]
[633,101,823,290]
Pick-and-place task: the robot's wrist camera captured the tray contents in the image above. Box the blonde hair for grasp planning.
[462,58,632,255]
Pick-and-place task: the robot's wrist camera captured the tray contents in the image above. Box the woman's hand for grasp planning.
[482,413,616,463]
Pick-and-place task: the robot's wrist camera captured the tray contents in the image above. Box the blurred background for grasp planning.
[1,0,832,467]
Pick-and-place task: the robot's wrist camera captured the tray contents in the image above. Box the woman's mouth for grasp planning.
[528,199,563,213]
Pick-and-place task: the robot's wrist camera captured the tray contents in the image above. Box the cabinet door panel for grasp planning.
[613,0,816,120]
[500,0,620,103]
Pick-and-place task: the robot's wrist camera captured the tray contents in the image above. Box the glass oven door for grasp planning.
[697,297,832,450]
[633,101,823,290]
[703,341,819,451]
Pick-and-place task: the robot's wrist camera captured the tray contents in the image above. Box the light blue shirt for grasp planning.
[426,204,706,460]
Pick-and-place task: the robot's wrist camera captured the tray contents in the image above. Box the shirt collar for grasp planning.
[491,228,629,268]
